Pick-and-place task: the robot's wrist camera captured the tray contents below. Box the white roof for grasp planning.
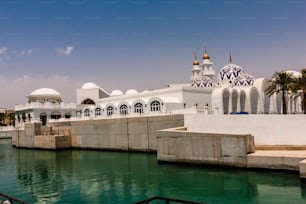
[125,89,138,95]
[81,82,100,89]
[110,90,124,96]
[29,88,61,98]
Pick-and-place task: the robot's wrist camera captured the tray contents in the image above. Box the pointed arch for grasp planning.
[231,89,239,113]
[222,89,230,114]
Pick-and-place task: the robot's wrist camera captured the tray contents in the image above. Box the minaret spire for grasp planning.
[193,52,199,65]
[203,47,210,60]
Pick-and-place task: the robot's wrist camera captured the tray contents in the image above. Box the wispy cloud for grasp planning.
[0,47,7,55]
[59,45,74,56]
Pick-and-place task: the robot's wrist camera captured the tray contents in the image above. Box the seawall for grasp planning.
[12,114,184,151]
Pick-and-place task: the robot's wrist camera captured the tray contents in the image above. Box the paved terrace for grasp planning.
[248,150,306,179]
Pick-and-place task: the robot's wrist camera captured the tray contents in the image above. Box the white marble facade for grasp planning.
[14,49,304,127]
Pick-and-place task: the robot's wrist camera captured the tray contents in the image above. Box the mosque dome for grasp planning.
[28,88,62,103]
[110,90,124,96]
[234,74,255,86]
[191,76,214,88]
[81,82,99,89]
[29,88,61,98]
[218,63,244,82]
[125,89,138,95]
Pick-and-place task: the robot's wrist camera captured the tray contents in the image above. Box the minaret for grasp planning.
[191,53,201,83]
[201,47,215,80]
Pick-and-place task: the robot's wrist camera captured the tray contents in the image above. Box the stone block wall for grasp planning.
[12,114,184,151]
[157,128,255,167]
[69,114,184,151]
[34,135,71,149]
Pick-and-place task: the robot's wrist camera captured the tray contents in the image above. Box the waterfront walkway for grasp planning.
[248,150,306,178]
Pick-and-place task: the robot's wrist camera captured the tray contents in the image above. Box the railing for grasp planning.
[134,196,206,204]
[0,193,29,204]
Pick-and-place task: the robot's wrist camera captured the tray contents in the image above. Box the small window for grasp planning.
[134,103,143,114]
[120,105,128,115]
[84,109,90,117]
[95,108,101,117]
[150,100,161,112]
[107,106,114,116]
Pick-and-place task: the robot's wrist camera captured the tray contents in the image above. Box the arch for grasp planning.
[40,112,47,126]
[240,90,246,112]
[231,89,239,113]
[51,112,61,119]
[150,100,161,112]
[106,106,114,116]
[134,102,144,114]
[250,87,259,114]
[95,107,102,117]
[81,98,95,105]
[22,112,26,122]
[27,113,32,122]
[132,99,145,114]
[148,97,163,110]
[119,104,129,115]
[84,108,90,117]
[64,112,71,119]
[222,89,230,114]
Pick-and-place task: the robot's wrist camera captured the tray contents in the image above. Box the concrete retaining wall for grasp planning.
[13,114,184,151]
[69,114,184,151]
[185,114,306,147]
[35,135,71,149]
[157,127,255,167]
[0,130,13,138]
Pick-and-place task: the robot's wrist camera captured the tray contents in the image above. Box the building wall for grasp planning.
[185,114,306,146]
[182,89,212,109]
[157,127,254,167]
[69,114,184,151]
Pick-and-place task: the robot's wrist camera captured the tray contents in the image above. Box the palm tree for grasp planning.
[265,71,295,114]
[290,69,306,114]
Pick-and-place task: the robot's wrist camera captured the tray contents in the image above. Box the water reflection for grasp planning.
[0,139,304,204]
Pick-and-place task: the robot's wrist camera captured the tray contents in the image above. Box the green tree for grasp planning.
[290,69,306,114]
[265,71,295,114]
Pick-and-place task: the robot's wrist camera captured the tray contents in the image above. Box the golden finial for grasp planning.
[203,47,210,60]
[229,49,232,63]
[193,52,199,65]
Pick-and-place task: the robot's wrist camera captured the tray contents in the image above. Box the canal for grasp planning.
[1,139,306,204]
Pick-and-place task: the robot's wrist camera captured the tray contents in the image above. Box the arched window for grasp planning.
[150,100,161,112]
[84,109,90,117]
[81,99,95,105]
[107,106,114,116]
[120,105,128,115]
[95,108,101,117]
[134,103,143,114]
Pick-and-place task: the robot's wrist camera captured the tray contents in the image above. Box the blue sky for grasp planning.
[0,0,305,108]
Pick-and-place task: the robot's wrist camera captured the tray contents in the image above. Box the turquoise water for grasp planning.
[1,139,306,204]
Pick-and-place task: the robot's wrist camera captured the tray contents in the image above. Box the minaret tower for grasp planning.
[191,53,201,82]
[201,47,215,79]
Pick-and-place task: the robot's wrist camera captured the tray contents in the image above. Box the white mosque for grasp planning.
[13,49,304,127]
